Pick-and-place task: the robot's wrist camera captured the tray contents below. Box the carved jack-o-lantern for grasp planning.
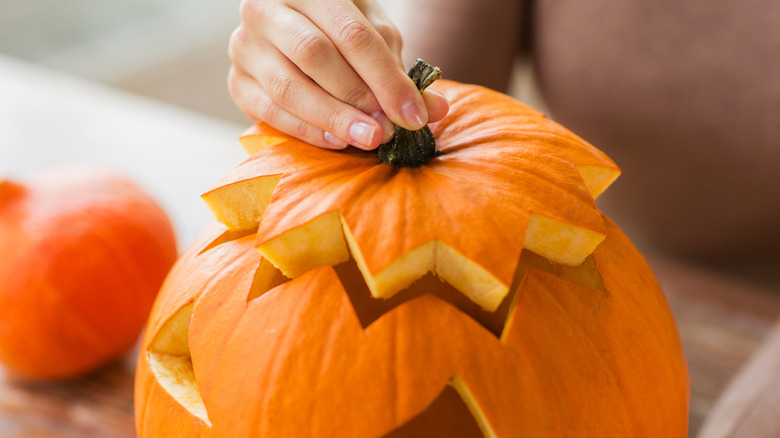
[134,66,689,437]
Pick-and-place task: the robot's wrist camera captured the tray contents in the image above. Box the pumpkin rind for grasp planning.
[136,80,687,437]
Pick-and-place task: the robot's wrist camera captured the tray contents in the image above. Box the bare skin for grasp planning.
[231,0,780,275]
[228,0,448,151]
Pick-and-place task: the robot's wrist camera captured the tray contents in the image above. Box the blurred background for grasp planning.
[0,0,247,123]
[0,0,541,125]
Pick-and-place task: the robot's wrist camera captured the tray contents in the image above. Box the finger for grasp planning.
[423,89,450,123]
[232,45,385,150]
[262,9,395,141]
[295,0,429,131]
[358,0,404,65]
[229,67,349,150]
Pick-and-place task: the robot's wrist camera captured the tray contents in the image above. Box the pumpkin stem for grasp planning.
[377,59,442,168]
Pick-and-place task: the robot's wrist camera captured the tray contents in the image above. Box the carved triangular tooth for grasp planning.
[147,302,212,426]
[201,174,281,231]
[343,223,511,312]
[576,165,621,199]
[434,242,509,312]
[146,353,211,426]
[197,227,257,256]
[342,219,435,300]
[239,128,290,155]
[257,210,349,278]
[523,213,606,267]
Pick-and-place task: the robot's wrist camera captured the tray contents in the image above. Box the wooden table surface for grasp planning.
[1,54,778,437]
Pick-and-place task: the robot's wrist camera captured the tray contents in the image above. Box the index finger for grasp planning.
[295,0,429,131]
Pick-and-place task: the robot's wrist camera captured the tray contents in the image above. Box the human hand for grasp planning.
[228,0,449,150]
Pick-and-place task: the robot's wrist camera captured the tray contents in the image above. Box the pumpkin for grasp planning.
[135,61,689,437]
[0,168,177,379]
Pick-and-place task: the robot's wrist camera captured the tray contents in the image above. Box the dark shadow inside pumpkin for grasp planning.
[334,258,514,337]
[201,224,604,336]
[197,227,257,256]
[383,381,484,438]
[334,248,604,339]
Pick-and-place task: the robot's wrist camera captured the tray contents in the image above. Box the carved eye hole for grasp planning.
[147,302,211,426]
[335,249,604,339]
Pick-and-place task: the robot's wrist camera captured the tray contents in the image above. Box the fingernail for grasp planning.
[401,99,426,129]
[371,111,395,144]
[323,131,347,149]
[349,121,377,149]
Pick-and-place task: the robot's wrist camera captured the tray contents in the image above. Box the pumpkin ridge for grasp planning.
[532,269,642,434]
[593,217,691,421]
[430,82,619,193]
[444,133,618,187]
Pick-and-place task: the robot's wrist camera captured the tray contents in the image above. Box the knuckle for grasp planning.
[265,70,297,107]
[293,118,311,138]
[291,29,328,66]
[336,18,376,52]
[341,83,376,110]
[317,109,341,134]
[239,0,266,24]
[375,23,402,48]
[374,74,404,99]
[228,27,248,60]
[255,95,278,123]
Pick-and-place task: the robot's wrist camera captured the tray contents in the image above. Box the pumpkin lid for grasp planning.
[201,64,619,312]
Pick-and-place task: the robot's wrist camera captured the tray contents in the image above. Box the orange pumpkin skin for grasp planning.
[0,169,177,379]
[135,81,689,437]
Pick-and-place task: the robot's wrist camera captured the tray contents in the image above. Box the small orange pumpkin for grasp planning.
[0,168,177,379]
[135,62,689,437]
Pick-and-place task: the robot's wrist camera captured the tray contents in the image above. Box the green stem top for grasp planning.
[377,59,442,168]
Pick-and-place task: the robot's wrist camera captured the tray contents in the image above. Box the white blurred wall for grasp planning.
[0,0,246,123]
[0,0,536,124]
